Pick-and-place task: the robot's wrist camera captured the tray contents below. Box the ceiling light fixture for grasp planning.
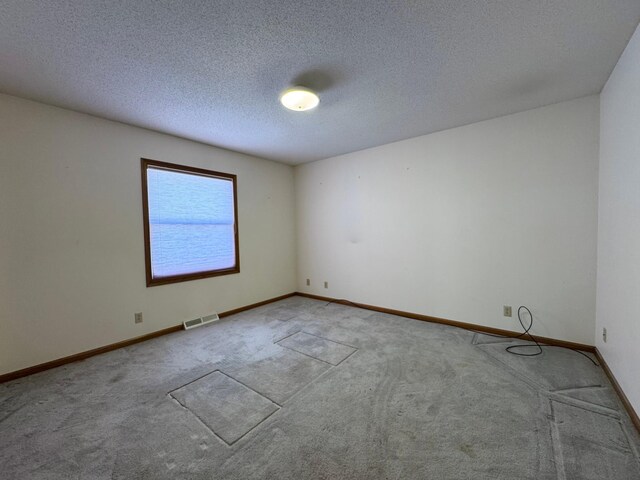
[279,86,319,111]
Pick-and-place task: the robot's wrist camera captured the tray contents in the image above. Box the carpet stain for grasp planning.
[109,373,125,383]
[459,444,477,458]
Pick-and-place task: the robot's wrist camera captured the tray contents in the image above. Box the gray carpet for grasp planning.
[1,296,639,479]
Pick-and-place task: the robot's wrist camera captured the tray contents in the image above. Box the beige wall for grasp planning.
[596,23,640,413]
[0,91,609,374]
[295,96,600,345]
[0,94,296,375]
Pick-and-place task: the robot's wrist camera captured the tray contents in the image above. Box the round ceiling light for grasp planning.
[279,86,319,111]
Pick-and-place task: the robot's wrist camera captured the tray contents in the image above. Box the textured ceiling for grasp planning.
[1,1,639,164]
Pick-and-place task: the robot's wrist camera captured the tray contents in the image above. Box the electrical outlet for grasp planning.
[503,306,512,317]
[134,312,143,324]
[602,327,607,342]
[306,278,310,286]
[324,281,328,289]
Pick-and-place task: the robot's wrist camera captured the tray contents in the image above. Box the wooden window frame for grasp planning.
[141,158,240,287]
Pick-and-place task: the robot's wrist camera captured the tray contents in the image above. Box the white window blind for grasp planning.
[146,167,236,279]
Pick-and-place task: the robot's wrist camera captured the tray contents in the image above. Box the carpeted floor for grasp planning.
[1,296,639,479]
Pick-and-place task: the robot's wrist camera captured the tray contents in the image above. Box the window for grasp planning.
[141,158,239,286]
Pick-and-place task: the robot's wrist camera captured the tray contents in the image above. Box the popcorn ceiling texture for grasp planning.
[0,0,639,164]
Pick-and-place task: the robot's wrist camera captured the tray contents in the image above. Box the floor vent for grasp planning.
[202,313,220,324]
[183,313,220,330]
